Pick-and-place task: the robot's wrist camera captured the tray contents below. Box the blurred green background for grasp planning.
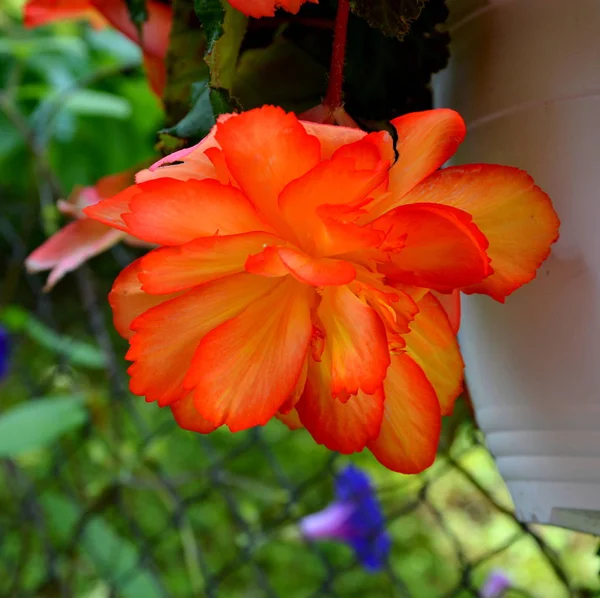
[0,1,599,596]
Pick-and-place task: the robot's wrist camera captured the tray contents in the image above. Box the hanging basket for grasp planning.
[434,0,600,534]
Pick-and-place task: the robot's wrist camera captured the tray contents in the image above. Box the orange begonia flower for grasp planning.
[226,0,316,18]
[23,0,172,97]
[84,106,559,473]
[26,167,153,291]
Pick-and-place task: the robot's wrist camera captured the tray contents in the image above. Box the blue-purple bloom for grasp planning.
[0,327,9,381]
[480,570,511,598]
[300,465,391,572]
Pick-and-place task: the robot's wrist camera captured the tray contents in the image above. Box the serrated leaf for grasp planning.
[351,0,428,39]
[161,80,216,140]
[194,0,226,53]
[232,37,327,113]
[206,3,248,90]
[0,396,87,457]
[43,493,164,598]
[160,80,235,143]
[163,0,208,129]
[124,0,149,27]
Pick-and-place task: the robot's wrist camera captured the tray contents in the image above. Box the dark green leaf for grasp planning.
[206,3,248,90]
[1,306,106,369]
[163,0,208,129]
[161,80,215,140]
[286,0,449,121]
[194,0,226,53]
[232,37,327,113]
[43,494,164,598]
[351,0,428,39]
[124,0,149,27]
[0,396,87,457]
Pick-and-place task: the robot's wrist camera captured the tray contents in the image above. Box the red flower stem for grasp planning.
[324,0,350,109]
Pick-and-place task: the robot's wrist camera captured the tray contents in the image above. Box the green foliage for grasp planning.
[194,0,226,53]
[0,396,87,457]
[351,0,428,39]
[43,493,163,598]
[2,306,106,369]
[124,0,149,27]
[206,2,248,90]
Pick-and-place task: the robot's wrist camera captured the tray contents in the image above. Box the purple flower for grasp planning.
[0,327,9,381]
[299,465,391,572]
[480,570,511,598]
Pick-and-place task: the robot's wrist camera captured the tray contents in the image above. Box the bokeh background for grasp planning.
[1,0,599,596]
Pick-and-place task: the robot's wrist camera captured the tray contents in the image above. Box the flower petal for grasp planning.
[226,0,313,19]
[384,165,560,300]
[25,219,123,291]
[127,273,279,407]
[170,393,219,434]
[247,246,356,286]
[109,258,180,340]
[215,106,321,231]
[367,353,441,474]
[318,285,390,398]
[372,203,492,292]
[403,292,464,416]
[139,232,283,294]
[24,0,106,28]
[296,350,384,453]
[279,157,389,255]
[185,277,314,431]
[432,290,461,335]
[83,185,140,232]
[369,109,466,218]
[300,120,366,159]
[121,178,270,245]
[276,408,304,431]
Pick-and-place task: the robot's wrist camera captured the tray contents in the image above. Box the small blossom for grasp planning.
[0,327,9,382]
[23,0,172,96]
[26,166,153,291]
[300,465,390,572]
[84,106,559,472]
[480,570,511,598]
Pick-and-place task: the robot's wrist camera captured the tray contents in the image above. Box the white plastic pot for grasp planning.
[433,0,600,534]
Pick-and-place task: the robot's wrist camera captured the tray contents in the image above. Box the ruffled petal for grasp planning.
[372,202,492,292]
[226,0,314,18]
[135,118,232,184]
[170,393,219,434]
[276,408,304,431]
[279,157,389,255]
[403,292,464,416]
[383,165,560,301]
[215,106,321,231]
[24,0,106,28]
[367,353,441,474]
[185,277,314,431]
[121,178,270,245]
[432,290,461,335]
[300,120,366,159]
[296,349,384,453]
[318,285,390,398]
[25,219,124,291]
[83,185,140,232]
[126,273,280,406]
[246,246,356,286]
[139,232,283,294]
[109,258,181,340]
[369,109,466,218]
